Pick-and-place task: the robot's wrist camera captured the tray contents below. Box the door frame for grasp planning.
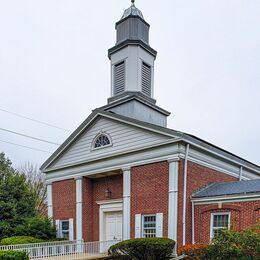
[97,199,123,242]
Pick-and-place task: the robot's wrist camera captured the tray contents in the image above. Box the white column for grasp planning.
[76,177,83,242]
[168,160,179,242]
[47,183,53,219]
[123,167,131,240]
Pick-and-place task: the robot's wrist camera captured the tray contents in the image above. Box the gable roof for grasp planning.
[192,179,260,198]
[40,108,260,175]
[40,109,181,171]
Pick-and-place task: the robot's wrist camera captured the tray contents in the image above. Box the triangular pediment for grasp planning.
[42,111,178,171]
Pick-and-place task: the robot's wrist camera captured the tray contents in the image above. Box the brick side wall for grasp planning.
[177,160,238,246]
[194,201,260,243]
[52,179,76,240]
[130,161,169,238]
[92,174,123,241]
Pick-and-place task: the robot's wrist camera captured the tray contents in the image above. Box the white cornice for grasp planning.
[192,193,260,204]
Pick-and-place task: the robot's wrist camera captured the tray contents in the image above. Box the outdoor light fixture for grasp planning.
[105,188,112,198]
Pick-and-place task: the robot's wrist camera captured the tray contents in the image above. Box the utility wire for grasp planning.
[0,139,52,154]
[0,107,71,132]
[0,127,60,146]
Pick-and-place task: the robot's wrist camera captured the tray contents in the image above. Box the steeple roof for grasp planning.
[121,2,144,20]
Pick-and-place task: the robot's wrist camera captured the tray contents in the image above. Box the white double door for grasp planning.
[105,211,122,241]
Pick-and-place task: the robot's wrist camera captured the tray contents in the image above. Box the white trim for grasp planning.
[186,155,248,180]
[182,144,189,245]
[55,219,61,238]
[99,200,123,243]
[69,218,74,241]
[210,212,231,240]
[47,184,53,219]
[192,193,260,204]
[45,154,179,183]
[156,213,163,238]
[44,140,181,174]
[123,168,131,240]
[76,178,83,242]
[168,160,178,242]
[184,139,260,175]
[135,214,142,238]
[97,199,123,205]
[191,201,195,244]
[239,166,243,181]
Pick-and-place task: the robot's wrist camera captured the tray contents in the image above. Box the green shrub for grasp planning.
[0,250,29,260]
[15,216,56,240]
[206,225,260,259]
[0,236,44,245]
[108,238,175,260]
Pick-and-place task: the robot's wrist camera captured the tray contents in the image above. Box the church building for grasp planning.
[41,1,260,249]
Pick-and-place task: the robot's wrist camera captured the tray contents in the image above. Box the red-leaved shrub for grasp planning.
[177,244,208,259]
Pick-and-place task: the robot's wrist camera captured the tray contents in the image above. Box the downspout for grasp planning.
[182,144,190,245]
[239,166,243,181]
[191,200,195,244]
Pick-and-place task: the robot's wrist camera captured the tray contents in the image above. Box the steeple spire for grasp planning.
[131,0,135,5]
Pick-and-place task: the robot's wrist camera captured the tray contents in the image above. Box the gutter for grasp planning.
[182,144,190,245]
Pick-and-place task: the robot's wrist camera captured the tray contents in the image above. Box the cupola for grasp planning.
[108,0,157,101]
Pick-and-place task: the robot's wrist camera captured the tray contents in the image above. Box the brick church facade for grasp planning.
[41,1,260,250]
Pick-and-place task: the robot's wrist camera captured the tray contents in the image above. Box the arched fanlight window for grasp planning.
[92,133,112,149]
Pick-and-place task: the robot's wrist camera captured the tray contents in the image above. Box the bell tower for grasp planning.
[108,0,157,100]
[103,1,170,127]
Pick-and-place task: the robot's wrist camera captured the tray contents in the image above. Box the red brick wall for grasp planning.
[177,160,238,246]
[194,201,260,243]
[52,179,76,240]
[82,177,93,242]
[130,161,169,238]
[92,174,123,241]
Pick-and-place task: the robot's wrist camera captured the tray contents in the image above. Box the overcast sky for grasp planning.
[0,0,259,169]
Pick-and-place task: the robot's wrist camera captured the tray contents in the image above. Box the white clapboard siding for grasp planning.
[51,117,172,168]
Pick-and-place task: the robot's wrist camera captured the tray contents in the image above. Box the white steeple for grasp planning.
[108,1,157,101]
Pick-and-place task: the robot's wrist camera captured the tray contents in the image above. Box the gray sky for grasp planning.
[0,0,259,169]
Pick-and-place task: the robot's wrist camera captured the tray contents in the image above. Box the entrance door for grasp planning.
[105,211,122,241]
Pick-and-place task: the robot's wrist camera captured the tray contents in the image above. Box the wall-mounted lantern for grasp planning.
[105,188,112,199]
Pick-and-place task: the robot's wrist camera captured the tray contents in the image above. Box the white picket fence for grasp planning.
[0,240,119,259]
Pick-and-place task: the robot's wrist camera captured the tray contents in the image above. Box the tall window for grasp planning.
[114,61,125,95]
[142,215,156,238]
[93,134,111,149]
[141,62,152,96]
[210,213,230,239]
[61,220,70,240]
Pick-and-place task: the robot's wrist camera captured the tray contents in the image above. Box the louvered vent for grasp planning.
[141,62,152,96]
[114,61,125,95]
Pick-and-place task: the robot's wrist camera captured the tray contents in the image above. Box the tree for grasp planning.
[0,153,37,239]
[19,163,47,217]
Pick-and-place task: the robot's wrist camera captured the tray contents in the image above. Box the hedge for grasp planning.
[0,250,29,260]
[0,236,44,245]
[108,238,175,260]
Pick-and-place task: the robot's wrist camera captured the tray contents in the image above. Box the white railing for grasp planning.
[0,240,120,259]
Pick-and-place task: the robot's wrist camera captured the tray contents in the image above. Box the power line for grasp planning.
[0,139,52,154]
[0,127,60,146]
[0,107,71,132]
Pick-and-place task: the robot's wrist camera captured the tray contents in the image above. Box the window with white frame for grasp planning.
[210,213,230,239]
[142,215,156,238]
[61,220,70,240]
[92,133,112,149]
